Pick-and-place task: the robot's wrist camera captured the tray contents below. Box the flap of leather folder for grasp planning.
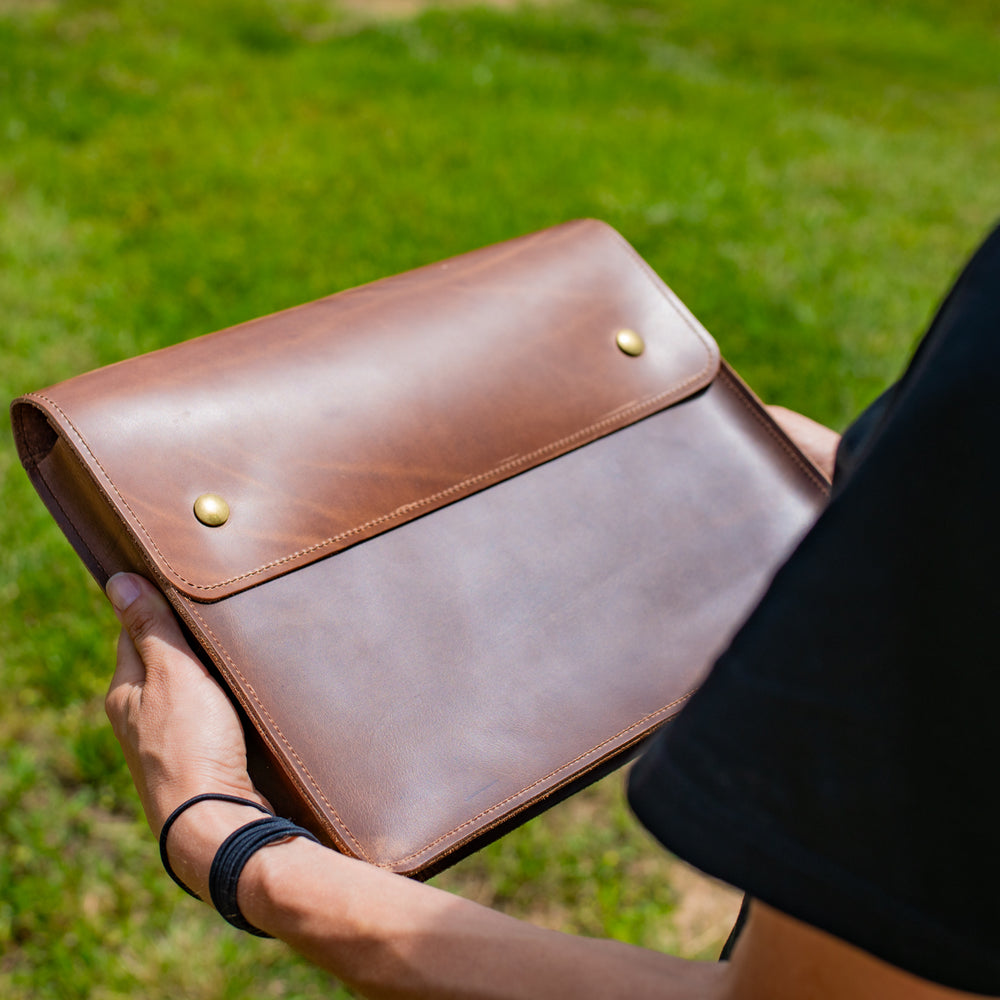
[13,220,720,601]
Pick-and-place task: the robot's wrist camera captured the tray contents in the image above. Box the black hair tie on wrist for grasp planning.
[209,816,321,937]
[158,793,273,899]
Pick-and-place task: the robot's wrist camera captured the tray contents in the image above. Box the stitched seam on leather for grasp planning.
[27,359,714,592]
[389,691,695,867]
[716,365,830,493]
[183,600,376,865]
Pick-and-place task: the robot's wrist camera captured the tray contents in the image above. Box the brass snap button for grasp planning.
[193,493,230,527]
[615,328,645,356]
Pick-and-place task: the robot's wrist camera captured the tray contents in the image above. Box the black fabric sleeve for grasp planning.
[628,222,1000,995]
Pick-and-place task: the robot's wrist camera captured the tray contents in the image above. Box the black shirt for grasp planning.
[628,223,1000,995]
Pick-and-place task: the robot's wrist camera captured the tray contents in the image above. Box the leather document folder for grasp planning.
[12,219,828,877]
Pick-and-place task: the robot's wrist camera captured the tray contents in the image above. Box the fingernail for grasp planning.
[106,573,142,612]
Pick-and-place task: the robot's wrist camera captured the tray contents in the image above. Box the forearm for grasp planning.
[236,836,722,1000]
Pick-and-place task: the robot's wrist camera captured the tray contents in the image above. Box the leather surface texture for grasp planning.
[12,219,829,876]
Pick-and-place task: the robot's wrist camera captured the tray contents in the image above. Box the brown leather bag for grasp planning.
[12,220,827,877]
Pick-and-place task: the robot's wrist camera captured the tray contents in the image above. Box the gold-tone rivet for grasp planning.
[193,493,230,527]
[615,328,645,356]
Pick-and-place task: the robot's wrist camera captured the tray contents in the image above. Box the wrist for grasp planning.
[164,800,273,902]
[236,834,329,937]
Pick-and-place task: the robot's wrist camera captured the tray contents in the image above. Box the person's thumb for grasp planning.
[106,573,191,682]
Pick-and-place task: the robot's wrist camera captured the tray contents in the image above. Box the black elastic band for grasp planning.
[158,793,272,899]
[209,816,320,936]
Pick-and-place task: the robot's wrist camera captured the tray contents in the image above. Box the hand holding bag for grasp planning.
[12,220,828,877]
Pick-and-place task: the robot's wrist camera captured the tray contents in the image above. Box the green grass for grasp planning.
[1,0,998,995]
